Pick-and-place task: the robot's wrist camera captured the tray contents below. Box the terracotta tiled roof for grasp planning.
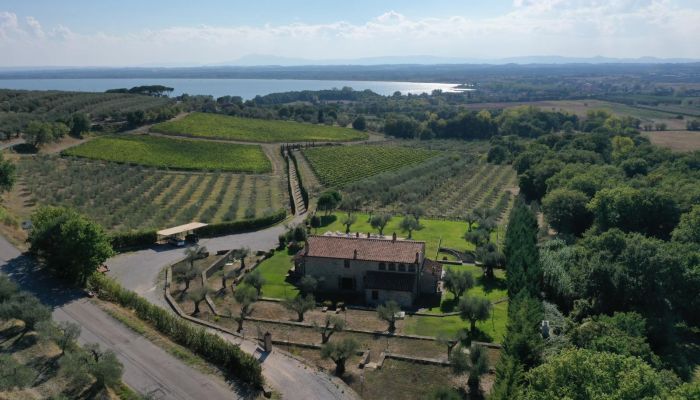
[365,271,415,292]
[304,235,425,264]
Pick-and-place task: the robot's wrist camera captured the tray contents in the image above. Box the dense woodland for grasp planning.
[486,113,700,397]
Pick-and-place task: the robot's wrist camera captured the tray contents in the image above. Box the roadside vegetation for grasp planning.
[151,112,368,143]
[63,135,272,173]
[0,276,128,399]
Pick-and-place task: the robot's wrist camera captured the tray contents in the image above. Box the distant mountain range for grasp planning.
[216,54,700,66]
[0,55,698,71]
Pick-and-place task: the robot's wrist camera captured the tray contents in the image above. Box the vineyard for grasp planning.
[63,135,272,173]
[151,112,368,143]
[302,144,438,187]
[340,150,518,220]
[16,156,286,232]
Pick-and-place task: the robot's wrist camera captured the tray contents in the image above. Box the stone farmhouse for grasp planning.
[295,233,442,307]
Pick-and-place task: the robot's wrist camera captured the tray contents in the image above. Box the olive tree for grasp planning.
[377,300,401,332]
[321,338,359,376]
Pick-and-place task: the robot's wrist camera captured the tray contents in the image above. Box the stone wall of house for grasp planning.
[303,257,419,293]
[419,269,440,294]
[364,288,414,307]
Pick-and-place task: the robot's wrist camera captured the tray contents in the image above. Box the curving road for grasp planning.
[106,215,359,400]
[0,236,245,400]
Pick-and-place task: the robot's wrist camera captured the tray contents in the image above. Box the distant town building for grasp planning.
[295,233,442,307]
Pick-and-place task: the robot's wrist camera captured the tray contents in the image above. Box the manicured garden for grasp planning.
[302,145,437,187]
[63,134,272,173]
[318,212,489,256]
[151,112,368,143]
[255,250,299,299]
[403,301,508,343]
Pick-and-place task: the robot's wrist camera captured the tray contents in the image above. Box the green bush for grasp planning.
[109,230,157,251]
[199,209,286,237]
[88,274,264,388]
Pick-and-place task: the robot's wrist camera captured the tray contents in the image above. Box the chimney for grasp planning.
[356,232,360,238]
[304,241,309,255]
[353,249,358,259]
[367,232,371,238]
[415,252,420,263]
[392,232,397,242]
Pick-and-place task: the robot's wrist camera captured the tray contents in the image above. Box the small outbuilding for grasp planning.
[156,222,208,245]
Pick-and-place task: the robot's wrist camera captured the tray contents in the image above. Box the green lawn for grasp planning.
[436,264,507,311]
[257,251,298,299]
[151,112,368,143]
[64,135,271,172]
[403,301,508,343]
[319,212,474,257]
[302,145,438,187]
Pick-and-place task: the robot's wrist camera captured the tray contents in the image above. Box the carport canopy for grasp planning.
[157,222,208,240]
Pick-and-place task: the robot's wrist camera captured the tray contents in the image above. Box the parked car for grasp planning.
[168,237,186,247]
[185,233,199,243]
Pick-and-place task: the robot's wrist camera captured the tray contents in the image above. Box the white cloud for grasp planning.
[25,16,43,38]
[0,1,699,66]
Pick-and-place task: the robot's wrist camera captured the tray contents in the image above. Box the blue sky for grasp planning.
[1,1,513,32]
[1,1,699,66]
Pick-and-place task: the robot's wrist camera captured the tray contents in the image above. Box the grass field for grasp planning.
[63,135,272,173]
[15,156,286,232]
[643,130,700,152]
[256,250,299,299]
[403,301,508,343]
[302,145,437,187]
[319,212,495,256]
[151,112,368,143]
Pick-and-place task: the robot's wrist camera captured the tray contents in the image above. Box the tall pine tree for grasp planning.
[504,201,541,298]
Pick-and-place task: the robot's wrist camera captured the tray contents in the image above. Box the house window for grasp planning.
[408,264,416,272]
[389,263,396,271]
[379,262,386,270]
[340,277,355,290]
[371,290,379,300]
[398,263,406,272]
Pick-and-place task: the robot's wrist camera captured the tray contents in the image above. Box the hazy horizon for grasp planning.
[2,0,700,67]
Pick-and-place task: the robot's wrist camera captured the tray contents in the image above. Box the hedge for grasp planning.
[109,210,287,251]
[288,151,309,210]
[88,273,264,388]
[197,209,286,237]
[282,148,296,215]
[109,230,158,251]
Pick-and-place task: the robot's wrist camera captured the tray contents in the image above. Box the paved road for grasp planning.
[0,236,246,400]
[107,215,306,308]
[107,215,359,400]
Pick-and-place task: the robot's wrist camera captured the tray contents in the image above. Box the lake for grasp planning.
[0,78,465,99]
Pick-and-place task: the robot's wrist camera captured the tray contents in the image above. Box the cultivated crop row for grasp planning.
[19,156,286,232]
[64,135,272,173]
[151,112,368,143]
[340,149,517,220]
[302,144,438,187]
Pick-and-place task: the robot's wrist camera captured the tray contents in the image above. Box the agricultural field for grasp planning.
[343,154,517,220]
[302,144,438,187]
[0,89,174,136]
[14,156,286,232]
[63,135,272,173]
[151,112,368,143]
[643,130,700,152]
